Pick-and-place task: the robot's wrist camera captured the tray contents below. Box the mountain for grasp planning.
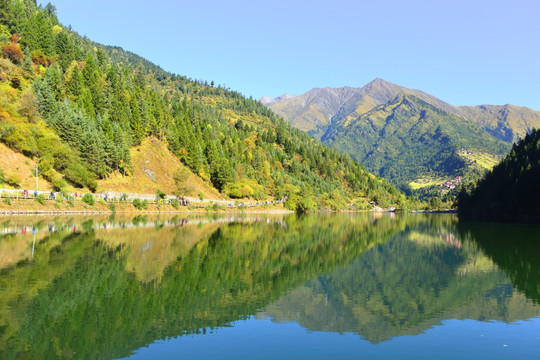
[0,0,404,211]
[322,94,509,188]
[262,79,461,139]
[261,79,540,193]
[458,104,540,143]
[458,128,540,223]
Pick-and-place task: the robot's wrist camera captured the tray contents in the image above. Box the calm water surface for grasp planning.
[0,213,539,359]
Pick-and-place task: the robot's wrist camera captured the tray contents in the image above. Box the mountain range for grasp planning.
[261,79,540,192]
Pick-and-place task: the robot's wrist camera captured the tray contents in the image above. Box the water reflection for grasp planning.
[260,217,540,343]
[0,213,538,359]
[458,223,540,304]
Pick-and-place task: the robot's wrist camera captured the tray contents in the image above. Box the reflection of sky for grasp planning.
[122,317,540,360]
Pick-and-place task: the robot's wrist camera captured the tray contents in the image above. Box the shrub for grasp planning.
[52,177,68,192]
[31,49,54,66]
[171,198,179,209]
[108,203,116,212]
[54,197,63,208]
[156,189,166,200]
[296,197,316,214]
[34,194,46,205]
[64,164,97,192]
[6,172,21,188]
[82,193,95,206]
[1,43,23,64]
[3,197,11,206]
[133,198,149,210]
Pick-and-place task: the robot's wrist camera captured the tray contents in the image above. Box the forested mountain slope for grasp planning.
[262,79,540,195]
[0,0,403,210]
[458,128,540,223]
[322,94,508,189]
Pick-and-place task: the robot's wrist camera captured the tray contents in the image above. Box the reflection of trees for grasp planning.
[0,213,405,359]
[261,217,540,343]
[459,223,540,305]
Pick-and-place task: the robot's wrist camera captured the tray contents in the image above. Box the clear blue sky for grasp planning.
[40,0,540,109]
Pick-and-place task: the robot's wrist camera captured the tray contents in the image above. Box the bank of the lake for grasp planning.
[0,198,292,215]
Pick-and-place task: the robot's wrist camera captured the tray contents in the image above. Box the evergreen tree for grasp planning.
[129,96,144,145]
[23,10,53,54]
[9,1,28,35]
[55,29,75,70]
[0,0,11,28]
[22,46,33,73]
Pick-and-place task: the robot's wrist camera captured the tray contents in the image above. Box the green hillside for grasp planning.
[0,0,404,211]
[322,94,509,191]
[458,128,540,223]
[262,80,540,199]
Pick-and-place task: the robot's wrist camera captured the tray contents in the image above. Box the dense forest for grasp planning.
[0,0,406,211]
[458,128,540,223]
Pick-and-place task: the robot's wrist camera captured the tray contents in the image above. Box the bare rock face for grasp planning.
[143,168,156,182]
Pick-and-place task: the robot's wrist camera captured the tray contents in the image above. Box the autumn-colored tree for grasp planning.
[172,166,193,199]
[1,43,23,64]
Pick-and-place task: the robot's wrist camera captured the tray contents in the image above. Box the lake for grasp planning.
[0,213,539,359]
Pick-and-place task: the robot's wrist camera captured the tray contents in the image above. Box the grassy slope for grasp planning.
[409,152,501,190]
[0,143,52,191]
[459,104,540,143]
[97,137,224,199]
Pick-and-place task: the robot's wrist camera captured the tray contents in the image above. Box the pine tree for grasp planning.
[55,30,74,70]
[34,76,57,119]
[23,10,53,54]
[0,0,11,28]
[22,46,33,73]
[66,64,83,98]
[129,97,144,145]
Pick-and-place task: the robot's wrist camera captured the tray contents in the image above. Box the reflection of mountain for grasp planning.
[0,213,403,359]
[459,223,540,304]
[260,222,540,343]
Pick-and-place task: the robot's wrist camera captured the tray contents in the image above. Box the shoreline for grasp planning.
[0,208,458,216]
[0,209,294,215]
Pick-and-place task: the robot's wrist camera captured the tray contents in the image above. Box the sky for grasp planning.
[39,0,540,110]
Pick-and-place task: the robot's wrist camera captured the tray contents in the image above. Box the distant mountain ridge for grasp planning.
[262,78,540,143]
[262,79,462,139]
[261,79,540,193]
